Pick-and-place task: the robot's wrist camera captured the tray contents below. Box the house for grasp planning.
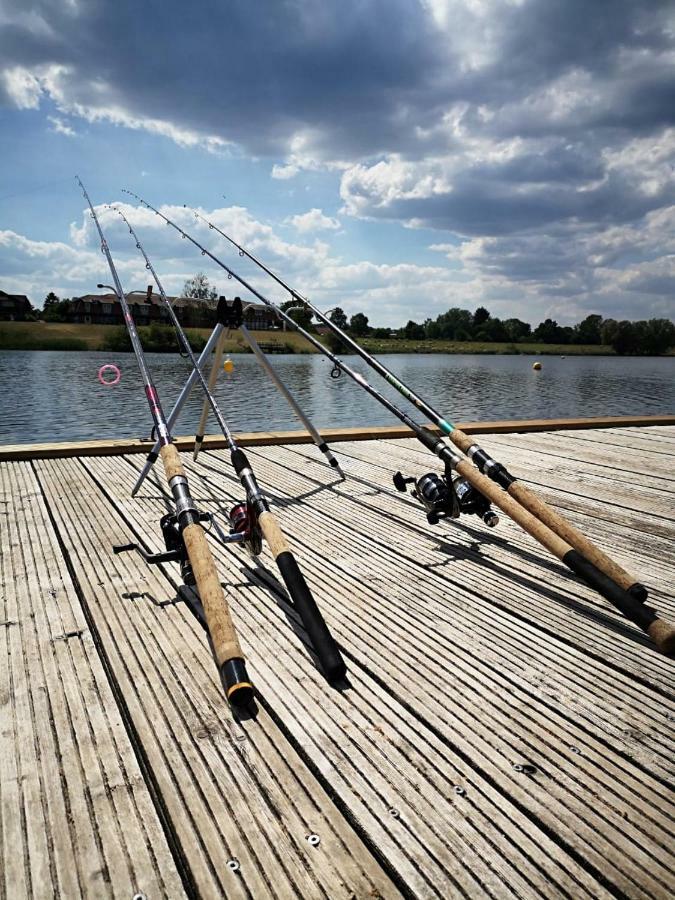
[0,290,33,321]
[66,293,280,330]
[240,301,280,331]
[68,293,169,326]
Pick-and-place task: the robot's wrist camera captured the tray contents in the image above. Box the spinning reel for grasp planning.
[113,500,263,583]
[393,466,499,528]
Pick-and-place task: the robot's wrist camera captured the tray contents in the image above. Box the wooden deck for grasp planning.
[1,423,674,898]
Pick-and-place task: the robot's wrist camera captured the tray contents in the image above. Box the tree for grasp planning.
[182,272,217,300]
[533,318,567,343]
[575,314,603,345]
[328,307,348,330]
[403,320,425,340]
[349,312,370,336]
[503,318,532,342]
[428,307,473,340]
[600,318,619,347]
[472,306,490,332]
[42,292,70,322]
[474,317,509,342]
[608,320,642,355]
[640,319,675,355]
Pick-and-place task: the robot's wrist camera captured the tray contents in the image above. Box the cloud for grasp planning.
[47,114,76,136]
[287,208,340,233]
[1,1,675,323]
[2,65,42,108]
[271,164,299,180]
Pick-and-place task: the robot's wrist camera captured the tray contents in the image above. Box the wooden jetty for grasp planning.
[1,417,674,898]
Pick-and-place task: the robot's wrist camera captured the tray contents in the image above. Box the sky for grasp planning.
[1,0,674,328]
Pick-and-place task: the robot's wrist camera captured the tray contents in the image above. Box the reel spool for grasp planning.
[393,468,499,528]
[228,502,263,557]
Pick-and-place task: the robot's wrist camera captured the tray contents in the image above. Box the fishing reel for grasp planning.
[228,501,263,557]
[113,511,209,585]
[393,467,499,528]
[113,501,263,583]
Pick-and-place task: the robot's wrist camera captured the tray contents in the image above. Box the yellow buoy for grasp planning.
[532,361,542,370]
[223,358,234,373]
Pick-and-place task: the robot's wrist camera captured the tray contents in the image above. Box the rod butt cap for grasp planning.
[628,582,648,602]
[221,658,254,707]
[648,619,675,656]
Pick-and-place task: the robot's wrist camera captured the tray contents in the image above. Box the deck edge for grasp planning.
[1,415,674,460]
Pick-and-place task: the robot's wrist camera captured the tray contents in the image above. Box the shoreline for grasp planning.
[1,321,674,356]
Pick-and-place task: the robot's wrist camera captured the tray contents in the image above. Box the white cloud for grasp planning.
[2,65,42,108]
[271,163,299,180]
[47,115,76,136]
[287,208,340,233]
[1,62,231,153]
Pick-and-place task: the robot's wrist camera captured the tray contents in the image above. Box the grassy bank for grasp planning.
[3,321,672,356]
[356,337,615,355]
[0,321,308,353]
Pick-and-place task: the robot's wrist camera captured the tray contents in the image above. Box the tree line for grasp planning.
[319,306,675,355]
[25,284,675,355]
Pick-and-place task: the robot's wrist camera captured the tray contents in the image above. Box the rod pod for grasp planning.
[193,297,344,477]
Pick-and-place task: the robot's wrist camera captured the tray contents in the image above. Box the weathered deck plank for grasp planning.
[0,425,673,898]
[92,452,613,898]
[0,462,185,900]
[325,435,675,594]
[120,449,675,895]
[193,443,675,771]
[33,456,396,900]
[282,438,675,627]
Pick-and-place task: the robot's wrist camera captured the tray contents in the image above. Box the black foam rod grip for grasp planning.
[563,550,655,632]
[276,551,347,681]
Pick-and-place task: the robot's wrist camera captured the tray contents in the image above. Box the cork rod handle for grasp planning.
[450,428,646,599]
[452,455,675,654]
[160,444,251,703]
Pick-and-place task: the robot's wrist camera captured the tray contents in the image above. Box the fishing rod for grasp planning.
[113,205,346,683]
[193,211,648,602]
[191,300,344,477]
[76,178,253,706]
[122,191,675,654]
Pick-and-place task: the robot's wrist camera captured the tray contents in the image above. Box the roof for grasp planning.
[0,290,31,303]
[71,293,273,314]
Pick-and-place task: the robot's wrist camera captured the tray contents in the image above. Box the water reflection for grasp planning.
[0,350,672,444]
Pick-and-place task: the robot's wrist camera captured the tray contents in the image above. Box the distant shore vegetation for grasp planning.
[0,291,673,355]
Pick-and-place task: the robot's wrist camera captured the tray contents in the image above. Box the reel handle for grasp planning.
[393,471,415,492]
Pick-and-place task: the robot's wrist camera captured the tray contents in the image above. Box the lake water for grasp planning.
[0,350,673,445]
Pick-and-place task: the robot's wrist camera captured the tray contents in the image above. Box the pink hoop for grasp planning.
[98,364,121,386]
